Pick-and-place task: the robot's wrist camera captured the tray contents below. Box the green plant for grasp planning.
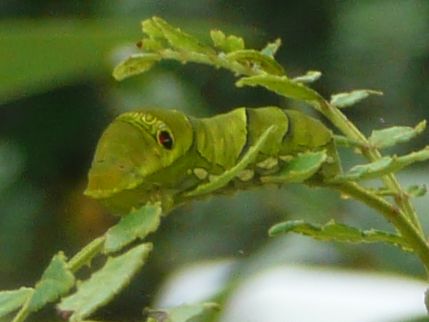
[1,16,428,322]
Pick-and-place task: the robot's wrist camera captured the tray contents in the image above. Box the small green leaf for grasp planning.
[261,38,281,57]
[261,151,327,183]
[334,146,429,181]
[369,120,426,149]
[104,203,162,254]
[0,288,33,318]
[151,17,215,55]
[210,30,226,47]
[58,243,153,321]
[407,184,427,197]
[113,53,160,81]
[330,89,383,108]
[17,252,75,313]
[292,70,322,84]
[236,74,322,102]
[226,50,284,75]
[269,220,411,251]
[145,302,219,322]
[210,30,245,52]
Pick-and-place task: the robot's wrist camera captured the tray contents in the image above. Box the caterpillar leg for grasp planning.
[184,125,277,197]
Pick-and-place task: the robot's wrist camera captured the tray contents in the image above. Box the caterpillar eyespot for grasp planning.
[157,130,174,149]
[85,106,341,214]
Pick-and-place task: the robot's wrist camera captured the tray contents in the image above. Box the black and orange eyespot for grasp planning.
[157,130,174,150]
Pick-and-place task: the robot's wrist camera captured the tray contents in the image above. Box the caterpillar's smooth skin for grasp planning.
[85,106,340,214]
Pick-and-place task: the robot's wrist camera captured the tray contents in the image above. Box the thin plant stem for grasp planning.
[67,236,105,273]
[327,181,429,273]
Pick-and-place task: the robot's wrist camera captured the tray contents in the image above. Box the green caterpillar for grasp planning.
[85,106,341,214]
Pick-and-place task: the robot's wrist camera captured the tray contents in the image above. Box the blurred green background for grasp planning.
[1,1,429,321]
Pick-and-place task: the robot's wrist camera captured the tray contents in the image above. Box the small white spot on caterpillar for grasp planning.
[237,169,254,181]
[193,168,208,180]
[279,155,293,162]
[256,157,278,169]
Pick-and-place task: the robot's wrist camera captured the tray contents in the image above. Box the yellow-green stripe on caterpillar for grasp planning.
[85,106,340,214]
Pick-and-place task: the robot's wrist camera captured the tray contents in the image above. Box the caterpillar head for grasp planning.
[84,108,193,210]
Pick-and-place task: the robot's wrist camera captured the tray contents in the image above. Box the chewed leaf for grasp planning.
[28,252,75,312]
[150,17,215,55]
[292,70,322,84]
[261,38,281,57]
[330,90,383,108]
[0,288,33,318]
[226,50,284,75]
[104,203,162,254]
[333,146,429,181]
[145,302,219,322]
[113,53,160,81]
[58,243,152,321]
[210,30,245,52]
[261,150,327,184]
[236,75,322,102]
[269,220,411,251]
[369,120,426,149]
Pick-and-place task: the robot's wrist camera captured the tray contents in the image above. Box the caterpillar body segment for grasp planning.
[85,106,340,213]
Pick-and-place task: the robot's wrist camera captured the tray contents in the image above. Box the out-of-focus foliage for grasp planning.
[1,1,429,321]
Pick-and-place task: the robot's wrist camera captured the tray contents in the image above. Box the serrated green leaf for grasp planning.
[261,151,327,184]
[369,120,426,149]
[269,220,411,251]
[24,252,75,312]
[210,30,245,52]
[104,204,162,254]
[150,17,215,55]
[261,39,281,57]
[334,146,429,181]
[236,75,322,102]
[113,53,160,81]
[226,50,284,75]
[145,302,219,322]
[292,70,322,84]
[58,243,152,321]
[0,288,33,318]
[330,89,383,108]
